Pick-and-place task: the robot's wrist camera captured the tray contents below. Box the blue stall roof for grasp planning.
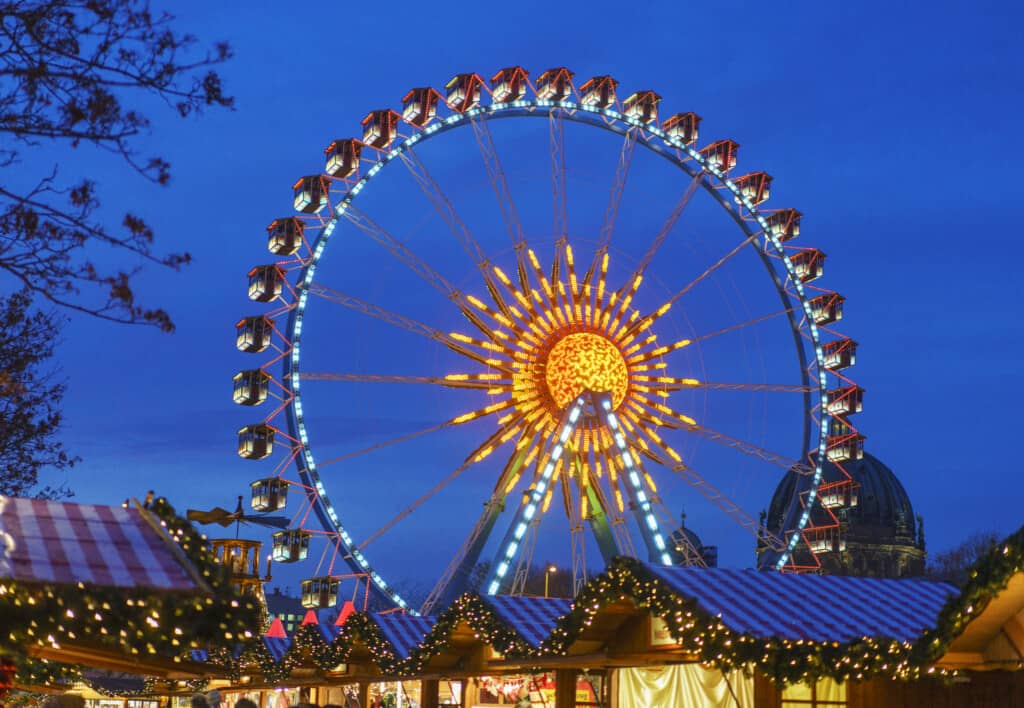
[373,613,436,659]
[483,595,573,647]
[642,563,958,644]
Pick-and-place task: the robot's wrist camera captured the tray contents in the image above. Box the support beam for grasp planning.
[421,679,440,708]
[556,668,579,708]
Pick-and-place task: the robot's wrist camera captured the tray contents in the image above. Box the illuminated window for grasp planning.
[781,678,846,706]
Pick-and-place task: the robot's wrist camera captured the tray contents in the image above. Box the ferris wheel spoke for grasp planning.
[637,438,787,552]
[356,414,526,552]
[469,113,530,292]
[308,282,444,341]
[620,170,705,294]
[628,233,758,338]
[398,147,507,307]
[691,306,798,345]
[315,402,514,470]
[338,203,458,296]
[675,421,811,475]
[584,127,639,287]
[582,452,637,560]
[307,283,516,372]
[549,110,568,282]
[315,419,457,470]
[300,371,509,391]
[627,397,810,474]
[631,375,812,394]
[420,430,540,614]
[337,203,514,345]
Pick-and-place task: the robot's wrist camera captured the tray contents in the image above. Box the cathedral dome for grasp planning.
[670,510,718,567]
[767,452,918,541]
[763,451,925,578]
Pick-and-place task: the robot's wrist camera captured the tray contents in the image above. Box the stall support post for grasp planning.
[420,679,439,708]
[556,669,578,708]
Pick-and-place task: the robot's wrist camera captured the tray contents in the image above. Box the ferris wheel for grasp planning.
[232,67,865,615]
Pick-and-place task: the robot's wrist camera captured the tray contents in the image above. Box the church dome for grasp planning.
[762,451,925,578]
[670,511,718,567]
[766,452,918,541]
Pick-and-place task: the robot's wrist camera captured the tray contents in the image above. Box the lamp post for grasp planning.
[544,564,557,598]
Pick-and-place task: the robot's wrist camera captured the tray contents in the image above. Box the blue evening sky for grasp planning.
[30,0,1024,595]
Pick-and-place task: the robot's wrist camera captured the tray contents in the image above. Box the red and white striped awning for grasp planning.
[0,497,200,591]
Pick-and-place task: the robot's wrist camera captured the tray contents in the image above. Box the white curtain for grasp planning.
[616,664,754,708]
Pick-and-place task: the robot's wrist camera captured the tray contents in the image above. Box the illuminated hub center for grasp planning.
[545,332,629,409]
[444,245,697,465]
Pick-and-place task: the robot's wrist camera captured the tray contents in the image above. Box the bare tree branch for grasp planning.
[0,0,233,330]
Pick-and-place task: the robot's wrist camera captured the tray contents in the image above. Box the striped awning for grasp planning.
[372,613,436,659]
[642,563,958,643]
[263,635,291,661]
[313,621,340,644]
[483,595,572,647]
[0,496,198,591]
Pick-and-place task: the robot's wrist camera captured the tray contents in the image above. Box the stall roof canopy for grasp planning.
[484,595,572,647]
[643,562,958,643]
[374,613,436,659]
[0,496,199,591]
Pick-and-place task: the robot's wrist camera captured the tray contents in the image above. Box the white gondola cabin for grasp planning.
[445,73,484,113]
[325,138,363,178]
[233,369,271,406]
[809,293,844,325]
[805,529,844,554]
[698,139,739,172]
[819,480,859,510]
[827,420,865,463]
[236,316,274,353]
[580,76,618,109]
[663,112,701,145]
[271,529,311,563]
[791,248,825,283]
[237,424,274,460]
[293,175,328,214]
[827,385,864,416]
[536,67,574,101]
[251,478,289,513]
[821,338,857,370]
[766,208,801,242]
[401,87,441,127]
[361,110,401,148]
[734,172,772,206]
[247,265,284,303]
[301,576,340,609]
[490,67,529,103]
[267,217,304,256]
[623,90,661,124]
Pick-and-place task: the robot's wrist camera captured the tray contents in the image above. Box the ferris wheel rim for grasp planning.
[279,98,832,614]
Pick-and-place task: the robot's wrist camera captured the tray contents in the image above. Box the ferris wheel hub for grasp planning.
[545,332,629,409]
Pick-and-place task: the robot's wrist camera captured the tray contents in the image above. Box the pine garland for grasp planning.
[204,524,1024,688]
[0,497,261,689]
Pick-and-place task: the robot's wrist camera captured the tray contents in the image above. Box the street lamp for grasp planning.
[544,564,557,598]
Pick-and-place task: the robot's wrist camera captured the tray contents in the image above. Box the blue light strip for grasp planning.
[593,393,673,565]
[284,96,831,612]
[485,397,585,596]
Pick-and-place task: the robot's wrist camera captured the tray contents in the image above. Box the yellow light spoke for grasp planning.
[627,337,691,364]
[452,399,515,425]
